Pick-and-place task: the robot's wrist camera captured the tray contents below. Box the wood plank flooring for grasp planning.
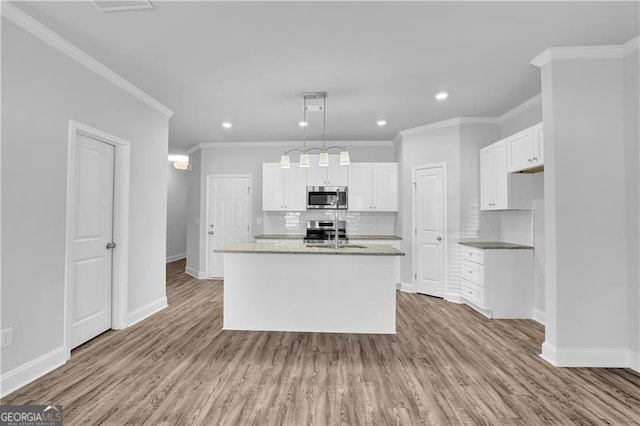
[3,259,640,425]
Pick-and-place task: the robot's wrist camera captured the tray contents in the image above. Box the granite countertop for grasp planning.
[459,241,534,250]
[217,242,405,256]
[254,234,402,241]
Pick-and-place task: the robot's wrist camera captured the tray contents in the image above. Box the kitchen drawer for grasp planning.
[461,279,486,309]
[461,259,484,286]
[460,246,484,265]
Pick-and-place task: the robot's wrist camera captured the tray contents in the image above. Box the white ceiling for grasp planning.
[12,1,640,152]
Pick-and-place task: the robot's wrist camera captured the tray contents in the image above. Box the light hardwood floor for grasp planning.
[4,259,640,424]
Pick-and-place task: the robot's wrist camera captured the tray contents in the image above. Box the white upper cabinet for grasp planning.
[262,163,307,211]
[480,141,532,211]
[306,155,348,187]
[506,122,544,173]
[348,164,373,210]
[372,163,399,211]
[348,163,398,212]
[532,122,544,166]
[480,145,496,210]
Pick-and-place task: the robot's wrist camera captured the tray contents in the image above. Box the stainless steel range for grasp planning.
[303,220,348,244]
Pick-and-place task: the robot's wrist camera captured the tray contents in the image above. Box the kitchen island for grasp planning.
[216,243,405,334]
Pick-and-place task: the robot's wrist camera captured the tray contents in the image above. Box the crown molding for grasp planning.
[399,117,499,137]
[531,35,639,67]
[499,93,542,124]
[187,140,393,153]
[2,3,173,118]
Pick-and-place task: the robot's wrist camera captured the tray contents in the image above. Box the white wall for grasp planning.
[185,142,395,277]
[397,121,499,300]
[497,96,546,322]
[166,164,189,262]
[539,52,630,365]
[499,94,543,139]
[186,149,202,277]
[1,17,169,384]
[623,47,639,369]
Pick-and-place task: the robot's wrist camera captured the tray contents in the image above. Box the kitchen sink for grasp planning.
[305,244,368,249]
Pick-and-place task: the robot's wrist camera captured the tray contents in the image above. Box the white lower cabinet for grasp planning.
[460,245,533,319]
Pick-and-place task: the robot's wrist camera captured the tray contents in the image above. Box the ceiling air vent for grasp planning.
[92,1,153,13]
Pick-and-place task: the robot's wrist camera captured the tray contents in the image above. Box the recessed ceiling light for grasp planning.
[298,121,308,127]
[376,120,387,127]
[222,122,233,129]
[434,91,449,101]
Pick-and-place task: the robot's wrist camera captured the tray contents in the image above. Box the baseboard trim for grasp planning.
[0,346,67,398]
[631,351,640,373]
[532,308,545,325]
[166,253,186,263]
[540,341,631,367]
[445,293,464,304]
[127,296,168,327]
[400,282,415,293]
[185,266,206,279]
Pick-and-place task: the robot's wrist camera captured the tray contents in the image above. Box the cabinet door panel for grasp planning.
[347,163,373,211]
[507,129,533,173]
[372,163,398,211]
[327,161,348,186]
[262,163,285,211]
[480,146,495,210]
[532,122,544,167]
[283,165,307,211]
[494,141,509,210]
[306,163,327,187]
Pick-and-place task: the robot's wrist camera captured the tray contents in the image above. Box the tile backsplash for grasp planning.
[262,211,397,236]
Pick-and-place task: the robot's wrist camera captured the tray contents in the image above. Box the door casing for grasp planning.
[64,120,130,359]
[412,163,448,295]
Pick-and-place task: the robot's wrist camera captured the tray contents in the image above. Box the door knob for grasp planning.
[106,242,116,249]
[436,236,442,241]
[208,231,214,235]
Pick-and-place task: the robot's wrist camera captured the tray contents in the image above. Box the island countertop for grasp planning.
[458,241,534,250]
[254,234,402,241]
[217,242,405,256]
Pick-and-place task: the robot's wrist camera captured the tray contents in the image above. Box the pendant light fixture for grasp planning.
[279,92,351,168]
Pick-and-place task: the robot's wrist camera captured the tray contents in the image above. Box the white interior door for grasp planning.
[208,177,251,278]
[71,134,114,348]
[415,165,445,297]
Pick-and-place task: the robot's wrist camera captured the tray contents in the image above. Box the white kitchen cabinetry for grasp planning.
[262,163,307,211]
[306,155,348,187]
[480,141,532,211]
[348,163,398,212]
[460,245,533,319]
[506,122,544,173]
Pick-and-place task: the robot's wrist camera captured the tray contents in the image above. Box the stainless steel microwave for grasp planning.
[307,186,348,210]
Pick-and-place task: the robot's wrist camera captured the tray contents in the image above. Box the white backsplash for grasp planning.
[262,211,397,236]
[499,210,534,245]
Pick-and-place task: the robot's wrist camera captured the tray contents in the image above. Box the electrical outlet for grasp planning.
[1,327,13,348]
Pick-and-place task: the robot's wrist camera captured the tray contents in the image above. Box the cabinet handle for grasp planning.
[533,157,538,161]
[528,158,533,162]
